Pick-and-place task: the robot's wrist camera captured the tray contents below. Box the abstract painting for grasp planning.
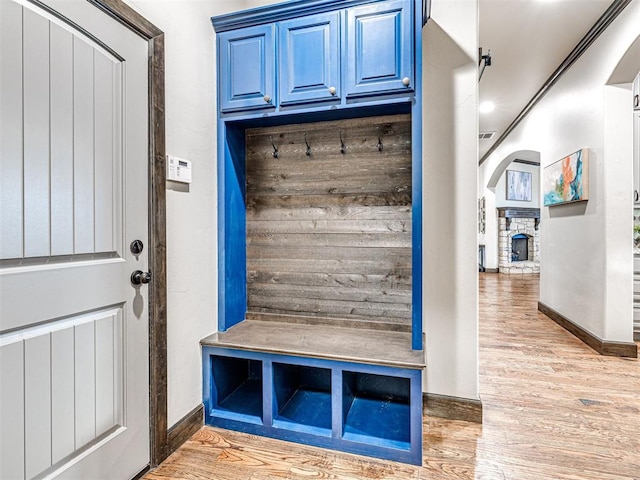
[543,149,589,206]
[506,170,532,201]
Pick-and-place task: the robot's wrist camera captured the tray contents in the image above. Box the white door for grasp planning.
[0,0,150,478]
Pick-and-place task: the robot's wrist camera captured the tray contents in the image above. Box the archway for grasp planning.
[486,150,540,191]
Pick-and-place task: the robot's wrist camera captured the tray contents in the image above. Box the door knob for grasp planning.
[131,270,152,285]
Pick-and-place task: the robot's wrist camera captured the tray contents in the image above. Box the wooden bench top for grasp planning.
[201,319,425,370]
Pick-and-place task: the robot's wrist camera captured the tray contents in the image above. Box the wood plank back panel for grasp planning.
[246,114,412,327]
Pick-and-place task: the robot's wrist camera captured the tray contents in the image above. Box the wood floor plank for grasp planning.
[147,273,640,480]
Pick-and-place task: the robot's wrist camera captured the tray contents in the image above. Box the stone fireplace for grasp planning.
[497,207,540,274]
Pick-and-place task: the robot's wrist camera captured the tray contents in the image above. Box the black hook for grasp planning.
[376,127,383,152]
[304,133,311,156]
[340,130,346,154]
[270,136,278,158]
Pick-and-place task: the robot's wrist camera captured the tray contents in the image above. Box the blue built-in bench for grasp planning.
[201,320,424,465]
[209,0,426,466]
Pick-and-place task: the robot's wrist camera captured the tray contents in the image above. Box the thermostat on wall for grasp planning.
[167,155,192,184]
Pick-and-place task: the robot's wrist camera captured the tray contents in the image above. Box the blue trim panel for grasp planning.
[410,0,423,350]
[222,94,413,121]
[203,347,422,465]
[216,121,227,332]
[218,123,247,331]
[212,0,417,32]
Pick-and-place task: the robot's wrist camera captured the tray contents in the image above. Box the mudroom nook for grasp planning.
[201,0,425,465]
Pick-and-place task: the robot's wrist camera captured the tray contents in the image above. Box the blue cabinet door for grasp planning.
[218,25,275,112]
[279,12,341,105]
[345,0,413,98]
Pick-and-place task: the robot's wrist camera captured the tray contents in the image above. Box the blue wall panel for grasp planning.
[218,123,247,331]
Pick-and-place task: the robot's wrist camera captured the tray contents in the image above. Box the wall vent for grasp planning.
[479,131,496,140]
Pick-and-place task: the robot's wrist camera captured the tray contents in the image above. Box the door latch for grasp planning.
[131,270,152,285]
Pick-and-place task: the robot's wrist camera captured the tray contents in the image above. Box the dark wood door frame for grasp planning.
[86,0,169,466]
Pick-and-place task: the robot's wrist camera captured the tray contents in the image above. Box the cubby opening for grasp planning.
[211,355,263,421]
[273,363,332,435]
[342,371,411,449]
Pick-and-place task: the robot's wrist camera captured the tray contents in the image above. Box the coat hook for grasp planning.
[340,130,346,154]
[304,133,311,156]
[270,135,279,158]
[376,127,383,152]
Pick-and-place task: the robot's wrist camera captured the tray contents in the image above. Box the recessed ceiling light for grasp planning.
[479,101,495,114]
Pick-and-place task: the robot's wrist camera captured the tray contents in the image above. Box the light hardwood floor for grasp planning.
[145,273,640,479]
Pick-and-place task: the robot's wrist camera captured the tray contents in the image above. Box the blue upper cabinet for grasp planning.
[218,24,276,112]
[279,12,341,106]
[346,0,413,98]
[213,0,416,114]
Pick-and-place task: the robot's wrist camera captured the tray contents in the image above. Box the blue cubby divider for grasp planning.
[202,346,423,465]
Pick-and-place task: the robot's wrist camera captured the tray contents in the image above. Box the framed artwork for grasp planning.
[478,196,486,234]
[506,170,532,202]
[543,149,589,206]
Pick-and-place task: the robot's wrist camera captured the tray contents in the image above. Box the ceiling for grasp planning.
[478,0,613,160]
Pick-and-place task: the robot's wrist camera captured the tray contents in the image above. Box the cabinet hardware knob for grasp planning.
[635,95,639,108]
[402,77,411,87]
[635,190,639,202]
[263,94,271,103]
[328,86,336,96]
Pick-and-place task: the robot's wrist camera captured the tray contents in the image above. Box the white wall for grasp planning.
[482,1,639,343]
[423,0,479,400]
